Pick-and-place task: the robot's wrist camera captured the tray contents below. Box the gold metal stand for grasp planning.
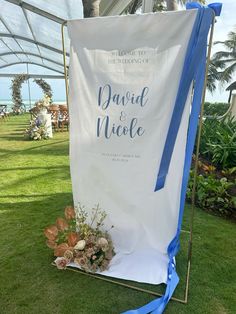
[60,12,215,305]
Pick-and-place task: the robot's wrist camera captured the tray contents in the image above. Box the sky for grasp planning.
[0,0,235,104]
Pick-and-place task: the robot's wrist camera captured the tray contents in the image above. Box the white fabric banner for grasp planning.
[68,10,197,285]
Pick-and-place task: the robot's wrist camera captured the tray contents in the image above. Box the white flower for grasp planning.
[97,237,108,247]
[74,240,86,250]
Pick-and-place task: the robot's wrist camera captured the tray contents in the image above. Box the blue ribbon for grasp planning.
[186,2,222,16]
[123,3,222,313]
[155,2,222,191]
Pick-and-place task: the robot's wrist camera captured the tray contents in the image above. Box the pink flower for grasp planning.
[74,256,88,267]
[64,250,74,262]
[55,257,68,270]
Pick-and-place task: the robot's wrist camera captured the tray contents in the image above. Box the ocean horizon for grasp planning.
[0,99,67,111]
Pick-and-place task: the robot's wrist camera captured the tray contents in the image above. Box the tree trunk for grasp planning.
[82,0,101,18]
[166,0,178,11]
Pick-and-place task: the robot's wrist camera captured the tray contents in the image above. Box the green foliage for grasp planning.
[204,102,230,117]
[199,116,236,169]
[0,115,236,313]
[187,171,235,216]
[211,28,236,87]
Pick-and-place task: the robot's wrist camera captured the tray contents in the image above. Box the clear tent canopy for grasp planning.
[0,0,135,77]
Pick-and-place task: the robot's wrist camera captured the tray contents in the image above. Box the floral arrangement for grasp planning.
[34,78,52,99]
[25,119,49,140]
[44,204,115,273]
[11,74,29,113]
[35,94,52,111]
[11,74,52,113]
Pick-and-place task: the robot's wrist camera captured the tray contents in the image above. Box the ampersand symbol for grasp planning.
[120,111,127,122]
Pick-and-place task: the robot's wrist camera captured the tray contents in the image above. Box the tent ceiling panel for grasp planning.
[24,0,83,20]
[0,0,33,39]
[0,20,9,33]
[26,10,69,51]
[0,0,134,76]
[39,46,69,65]
[0,53,23,63]
[15,54,43,64]
[0,62,26,73]
[0,56,8,64]
[42,60,64,73]
[0,51,65,68]
[0,39,9,52]
[0,37,26,53]
[16,39,42,54]
[27,63,63,75]
[0,61,64,74]
[0,62,61,75]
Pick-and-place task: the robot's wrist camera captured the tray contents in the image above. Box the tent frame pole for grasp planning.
[60,13,215,305]
[61,21,69,108]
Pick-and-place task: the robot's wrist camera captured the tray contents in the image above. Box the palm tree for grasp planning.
[165,0,205,11]
[82,0,205,18]
[212,29,236,86]
[207,61,221,93]
[128,0,204,13]
[82,0,101,17]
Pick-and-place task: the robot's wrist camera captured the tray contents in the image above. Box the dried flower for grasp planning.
[100,259,110,272]
[54,243,70,257]
[85,247,95,258]
[75,256,88,267]
[64,250,74,262]
[92,255,97,261]
[45,203,115,273]
[90,263,98,273]
[56,218,68,231]
[97,237,108,247]
[55,257,68,270]
[46,239,57,249]
[74,240,86,250]
[64,206,76,220]
[67,232,79,247]
[105,250,114,260]
[44,225,58,241]
[74,251,83,258]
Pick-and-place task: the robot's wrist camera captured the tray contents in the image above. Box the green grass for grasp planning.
[0,114,235,314]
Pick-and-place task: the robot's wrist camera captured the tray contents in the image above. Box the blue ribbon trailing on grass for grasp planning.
[123,2,222,314]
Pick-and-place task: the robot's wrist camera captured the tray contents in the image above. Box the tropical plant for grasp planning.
[204,102,230,117]
[187,171,235,216]
[207,60,225,93]
[199,116,236,169]
[165,0,205,11]
[211,28,236,87]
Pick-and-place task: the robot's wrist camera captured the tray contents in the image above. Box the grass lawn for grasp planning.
[0,114,235,314]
